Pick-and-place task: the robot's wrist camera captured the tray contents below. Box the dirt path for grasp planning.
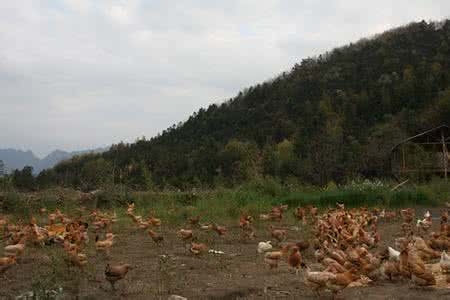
[1,208,450,299]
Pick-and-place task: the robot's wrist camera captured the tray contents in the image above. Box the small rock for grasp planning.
[40,255,52,265]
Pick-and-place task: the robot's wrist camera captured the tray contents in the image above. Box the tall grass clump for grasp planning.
[416,178,450,205]
[1,191,32,216]
[388,189,432,207]
[128,179,287,223]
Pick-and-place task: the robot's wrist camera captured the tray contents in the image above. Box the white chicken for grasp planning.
[388,246,400,261]
[440,251,450,273]
[416,215,432,235]
[257,241,273,253]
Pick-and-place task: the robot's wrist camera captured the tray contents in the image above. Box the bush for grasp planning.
[240,177,286,197]
[96,185,132,209]
[0,191,31,215]
[0,176,14,192]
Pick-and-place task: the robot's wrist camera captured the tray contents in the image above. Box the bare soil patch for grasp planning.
[1,207,450,299]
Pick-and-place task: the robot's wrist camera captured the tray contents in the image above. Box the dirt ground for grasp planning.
[2,207,450,299]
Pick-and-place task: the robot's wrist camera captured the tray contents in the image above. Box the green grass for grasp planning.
[2,178,449,223]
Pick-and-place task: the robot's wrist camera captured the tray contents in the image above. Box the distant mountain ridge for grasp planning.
[0,147,108,174]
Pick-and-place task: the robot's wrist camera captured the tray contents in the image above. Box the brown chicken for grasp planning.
[190,242,208,255]
[400,208,415,224]
[239,214,253,228]
[264,251,283,269]
[0,255,16,266]
[148,230,164,245]
[67,250,88,269]
[189,216,200,226]
[326,269,360,297]
[310,206,318,217]
[427,232,450,251]
[380,259,400,281]
[269,225,287,243]
[178,229,193,241]
[399,249,411,279]
[322,258,348,274]
[4,235,27,257]
[296,240,310,252]
[410,263,436,286]
[105,263,131,290]
[441,211,448,224]
[148,216,162,227]
[95,233,115,256]
[294,207,307,224]
[413,237,440,260]
[212,224,227,236]
[288,246,302,275]
[301,263,337,297]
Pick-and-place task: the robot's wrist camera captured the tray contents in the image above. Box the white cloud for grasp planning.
[0,0,449,157]
[63,0,92,14]
[106,2,135,25]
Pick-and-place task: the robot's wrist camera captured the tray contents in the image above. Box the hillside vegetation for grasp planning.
[40,20,450,190]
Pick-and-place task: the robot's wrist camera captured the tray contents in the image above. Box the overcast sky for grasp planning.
[0,1,449,157]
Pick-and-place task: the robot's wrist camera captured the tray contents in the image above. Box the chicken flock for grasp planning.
[1,201,450,298]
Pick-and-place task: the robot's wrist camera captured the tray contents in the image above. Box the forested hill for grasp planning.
[47,20,450,190]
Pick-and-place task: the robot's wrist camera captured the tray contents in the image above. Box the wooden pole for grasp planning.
[391,179,409,191]
[402,146,406,172]
[442,129,448,181]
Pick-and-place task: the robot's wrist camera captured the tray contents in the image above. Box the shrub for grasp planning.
[240,177,286,197]
[0,191,31,216]
[96,184,132,209]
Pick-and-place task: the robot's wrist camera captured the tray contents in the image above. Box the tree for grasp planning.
[363,120,406,177]
[124,160,154,190]
[36,169,57,189]
[12,166,35,191]
[81,158,113,190]
[220,139,261,183]
[275,139,297,178]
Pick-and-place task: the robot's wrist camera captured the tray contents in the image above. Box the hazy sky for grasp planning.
[1,1,449,157]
